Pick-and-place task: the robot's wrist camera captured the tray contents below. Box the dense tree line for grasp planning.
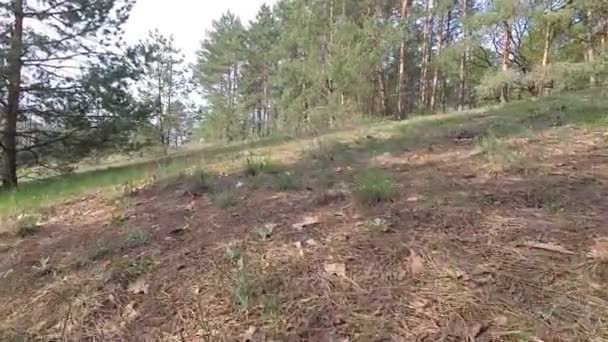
[195,0,608,141]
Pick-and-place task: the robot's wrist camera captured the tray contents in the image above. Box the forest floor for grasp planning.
[2,91,608,341]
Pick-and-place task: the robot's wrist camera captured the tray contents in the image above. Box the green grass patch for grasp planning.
[352,170,397,205]
[211,189,237,208]
[124,230,152,247]
[273,172,301,191]
[477,134,536,174]
[244,156,282,176]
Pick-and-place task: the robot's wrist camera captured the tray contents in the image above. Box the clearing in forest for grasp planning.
[1,91,608,341]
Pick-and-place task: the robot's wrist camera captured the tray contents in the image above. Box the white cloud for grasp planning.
[124,0,278,62]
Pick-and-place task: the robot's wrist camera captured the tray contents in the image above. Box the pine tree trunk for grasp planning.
[586,10,596,87]
[396,0,410,119]
[458,0,467,111]
[378,68,389,116]
[500,21,512,103]
[2,0,24,189]
[430,15,444,111]
[419,0,432,109]
[539,25,552,97]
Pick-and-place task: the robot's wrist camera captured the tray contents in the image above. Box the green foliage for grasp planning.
[477,134,535,173]
[89,239,122,261]
[274,172,301,191]
[124,230,152,247]
[212,190,237,208]
[244,156,281,176]
[352,170,398,205]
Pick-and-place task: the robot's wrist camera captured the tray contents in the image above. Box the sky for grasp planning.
[124,0,278,62]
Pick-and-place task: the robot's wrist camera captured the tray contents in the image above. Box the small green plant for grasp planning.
[352,170,397,205]
[15,214,42,237]
[192,169,212,192]
[124,230,151,247]
[255,223,276,241]
[274,172,301,191]
[244,156,281,176]
[111,257,155,283]
[477,133,535,174]
[233,270,253,311]
[226,243,243,266]
[211,190,236,208]
[261,294,280,317]
[365,218,392,234]
[110,214,128,227]
[89,239,121,261]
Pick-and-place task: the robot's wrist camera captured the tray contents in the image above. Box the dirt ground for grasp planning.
[1,116,608,341]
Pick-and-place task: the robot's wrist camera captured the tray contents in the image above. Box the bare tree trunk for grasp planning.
[377,68,389,116]
[458,0,468,111]
[500,21,512,103]
[396,0,410,119]
[2,0,25,189]
[539,24,552,96]
[419,0,432,109]
[430,15,445,111]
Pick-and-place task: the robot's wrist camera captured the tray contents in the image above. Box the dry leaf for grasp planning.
[324,263,346,277]
[122,301,138,321]
[588,237,608,262]
[294,241,304,257]
[128,278,149,295]
[521,241,575,255]
[406,196,420,202]
[292,216,320,230]
[408,251,425,276]
[242,326,256,341]
[305,238,318,246]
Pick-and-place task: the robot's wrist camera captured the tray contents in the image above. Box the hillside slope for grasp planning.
[1,91,608,341]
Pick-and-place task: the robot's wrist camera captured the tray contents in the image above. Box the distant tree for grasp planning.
[136,30,192,146]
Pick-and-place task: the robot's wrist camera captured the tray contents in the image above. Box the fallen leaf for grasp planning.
[493,315,508,326]
[408,251,425,276]
[324,263,346,277]
[588,237,608,262]
[242,326,256,341]
[122,301,138,321]
[305,238,318,246]
[406,196,419,202]
[292,216,320,230]
[294,241,304,257]
[521,241,575,255]
[128,278,149,295]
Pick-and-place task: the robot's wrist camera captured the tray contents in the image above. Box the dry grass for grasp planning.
[2,92,608,340]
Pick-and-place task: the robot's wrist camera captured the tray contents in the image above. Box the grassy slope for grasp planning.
[1,90,605,221]
[2,90,608,340]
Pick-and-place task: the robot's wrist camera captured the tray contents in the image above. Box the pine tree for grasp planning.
[0,0,135,188]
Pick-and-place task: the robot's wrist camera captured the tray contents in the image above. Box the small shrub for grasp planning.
[352,170,397,205]
[255,223,276,241]
[111,257,154,284]
[233,270,253,311]
[244,156,281,176]
[191,169,212,192]
[110,214,128,227]
[124,230,151,247]
[212,190,236,208]
[365,218,392,234]
[477,134,536,174]
[89,239,121,261]
[274,172,301,191]
[226,243,243,266]
[261,294,280,317]
[15,214,42,237]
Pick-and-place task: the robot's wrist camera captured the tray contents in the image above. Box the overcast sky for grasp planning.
[124,0,277,62]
